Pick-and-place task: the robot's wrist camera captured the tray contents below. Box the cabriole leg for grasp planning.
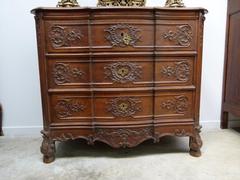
[189,125,202,157]
[40,130,56,163]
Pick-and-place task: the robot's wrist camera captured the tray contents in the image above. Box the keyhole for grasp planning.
[119,103,128,111]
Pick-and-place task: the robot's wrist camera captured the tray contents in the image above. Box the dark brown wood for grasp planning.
[0,104,3,136]
[32,7,207,163]
[221,0,240,129]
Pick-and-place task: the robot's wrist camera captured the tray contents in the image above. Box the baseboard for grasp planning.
[2,126,42,137]
[2,121,223,136]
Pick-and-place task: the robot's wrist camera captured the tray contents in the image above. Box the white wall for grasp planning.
[0,0,227,136]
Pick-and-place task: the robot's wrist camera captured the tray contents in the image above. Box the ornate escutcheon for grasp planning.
[107,97,142,117]
[162,25,193,47]
[104,62,142,83]
[105,24,142,47]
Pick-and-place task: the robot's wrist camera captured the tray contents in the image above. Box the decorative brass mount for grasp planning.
[57,0,80,7]
[165,0,185,8]
[97,0,146,7]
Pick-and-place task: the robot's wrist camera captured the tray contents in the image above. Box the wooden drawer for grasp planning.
[92,56,153,88]
[45,20,89,53]
[154,91,194,122]
[155,56,195,87]
[91,20,154,52]
[156,20,197,51]
[49,93,92,125]
[47,58,90,89]
[93,91,153,125]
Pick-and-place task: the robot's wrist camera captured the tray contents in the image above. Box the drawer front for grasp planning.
[156,20,197,51]
[94,91,153,125]
[154,91,194,121]
[91,21,154,52]
[49,93,92,125]
[47,58,90,89]
[155,56,195,87]
[92,56,153,88]
[45,20,89,52]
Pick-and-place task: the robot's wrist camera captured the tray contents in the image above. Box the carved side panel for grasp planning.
[105,24,142,47]
[155,92,193,119]
[107,97,142,117]
[104,62,143,83]
[94,127,153,148]
[160,95,189,114]
[45,22,89,52]
[49,25,84,48]
[162,25,193,47]
[54,99,86,119]
[52,63,85,85]
[160,61,190,82]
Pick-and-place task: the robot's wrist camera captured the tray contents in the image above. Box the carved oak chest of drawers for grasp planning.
[32,7,207,163]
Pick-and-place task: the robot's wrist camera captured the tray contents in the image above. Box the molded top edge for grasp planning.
[31,7,208,15]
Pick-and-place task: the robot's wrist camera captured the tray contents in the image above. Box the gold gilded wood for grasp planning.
[165,0,185,7]
[57,0,79,7]
[98,0,145,7]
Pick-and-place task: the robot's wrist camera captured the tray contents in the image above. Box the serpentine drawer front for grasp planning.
[32,7,207,163]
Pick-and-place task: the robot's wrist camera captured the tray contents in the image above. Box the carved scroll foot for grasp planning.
[41,131,56,163]
[189,125,202,157]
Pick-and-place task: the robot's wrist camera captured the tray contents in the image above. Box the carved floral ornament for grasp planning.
[104,62,143,83]
[55,99,85,119]
[162,25,193,47]
[161,95,189,114]
[161,61,190,82]
[105,24,142,47]
[98,0,145,7]
[49,25,83,48]
[52,63,85,85]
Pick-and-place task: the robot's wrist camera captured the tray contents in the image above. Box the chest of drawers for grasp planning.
[32,7,207,163]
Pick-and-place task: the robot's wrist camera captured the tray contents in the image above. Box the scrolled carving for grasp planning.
[94,128,153,148]
[105,24,141,47]
[107,97,142,117]
[98,0,145,7]
[52,63,85,85]
[104,62,142,83]
[162,25,193,47]
[161,61,190,82]
[161,95,189,114]
[55,99,86,119]
[49,25,83,48]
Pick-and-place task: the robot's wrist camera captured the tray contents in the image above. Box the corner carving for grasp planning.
[161,61,190,82]
[107,97,142,117]
[104,62,143,83]
[55,99,86,119]
[49,25,84,48]
[161,95,189,114]
[52,63,85,85]
[162,25,193,47]
[40,131,55,163]
[105,24,141,47]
